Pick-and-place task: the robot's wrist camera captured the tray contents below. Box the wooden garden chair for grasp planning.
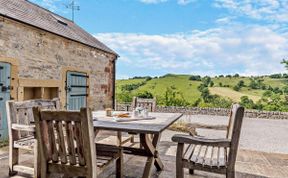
[33,107,123,178]
[172,104,244,178]
[6,98,60,177]
[184,105,235,137]
[118,97,157,146]
[131,97,157,112]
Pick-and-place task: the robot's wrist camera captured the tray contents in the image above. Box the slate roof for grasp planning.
[0,0,117,56]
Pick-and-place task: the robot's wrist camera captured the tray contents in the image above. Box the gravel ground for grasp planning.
[173,115,288,154]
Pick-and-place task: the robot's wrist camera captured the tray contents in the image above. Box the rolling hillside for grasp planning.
[116,74,287,104]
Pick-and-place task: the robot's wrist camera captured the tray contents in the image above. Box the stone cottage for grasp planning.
[0,0,118,140]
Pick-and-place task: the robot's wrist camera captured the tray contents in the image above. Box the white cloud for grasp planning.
[139,0,196,5]
[215,16,235,24]
[177,0,196,5]
[139,0,168,4]
[30,0,60,12]
[214,0,288,22]
[95,25,288,76]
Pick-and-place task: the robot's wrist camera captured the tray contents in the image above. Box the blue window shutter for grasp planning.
[66,71,88,111]
[0,62,11,141]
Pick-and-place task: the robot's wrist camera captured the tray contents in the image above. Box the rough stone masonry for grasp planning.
[0,16,117,110]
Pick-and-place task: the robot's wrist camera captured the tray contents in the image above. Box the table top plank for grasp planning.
[93,111,183,134]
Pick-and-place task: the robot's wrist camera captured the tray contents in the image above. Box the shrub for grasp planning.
[136,91,153,99]
[202,76,212,87]
[240,96,256,109]
[233,85,241,91]
[209,81,214,87]
[159,87,189,106]
[117,91,133,103]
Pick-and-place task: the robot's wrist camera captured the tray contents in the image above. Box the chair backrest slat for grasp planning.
[227,104,244,170]
[33,107,97,177]
[66,121,77,165]
[75,121,86,166]
[226,104,241,139]
[56,121,67,164]
[47,120,58,162]
[131,97,157,112]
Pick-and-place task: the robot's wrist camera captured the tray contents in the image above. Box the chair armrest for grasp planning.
[187,123,228,130]
[11,124,35,132]
[171,134,231,147]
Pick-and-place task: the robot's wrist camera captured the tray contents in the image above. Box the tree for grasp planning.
[249,78,264,89]
[273,87,283,94]
[162,87,189,106]
[117,91,133,103]
[233,85,241,91]
[233,73,240,77]
[189,75,201,81]
[201,87,211,102]
[136,91,153,99]
[283,86,288,94]
[209,81,214,87]
[281,59,288,70]
[240,96,255,109]
[238,80,245,87]
[269,74,282,79]
[202,76,212,87]
[146,76,152,81]
[233,80,245,91]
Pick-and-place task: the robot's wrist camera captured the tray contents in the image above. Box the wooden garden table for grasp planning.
[93,111,183,178]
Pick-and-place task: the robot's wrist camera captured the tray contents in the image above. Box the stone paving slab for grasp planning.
[1,129,288,178]
[180,115,288,154]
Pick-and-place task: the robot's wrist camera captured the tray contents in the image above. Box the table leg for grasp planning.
[140,133,164,178]
[151,134,163,171]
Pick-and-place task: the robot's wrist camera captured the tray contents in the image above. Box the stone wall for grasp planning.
[0,16,116,110]
[116,103,288,119]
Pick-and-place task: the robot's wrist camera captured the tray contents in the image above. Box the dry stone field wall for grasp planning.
[116,103,288,119]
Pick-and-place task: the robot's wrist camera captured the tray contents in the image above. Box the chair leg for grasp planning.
[117,131,122,146]
[9,147,19,176]
[189,169,194,174]
[34,140,41,178]
[40,157,48,178]
[130,135,134,143]
[176,143,184,178]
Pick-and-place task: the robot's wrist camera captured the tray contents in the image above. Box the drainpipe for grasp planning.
[112,56,117,109]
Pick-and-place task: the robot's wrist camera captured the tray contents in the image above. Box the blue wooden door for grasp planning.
[0,62,11,141]
[66,71,88,111]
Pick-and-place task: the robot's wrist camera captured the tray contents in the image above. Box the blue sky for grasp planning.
[31,0,288,79]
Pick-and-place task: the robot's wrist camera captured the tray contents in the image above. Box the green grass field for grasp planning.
[116,75,287,104]
[209,87,262,102]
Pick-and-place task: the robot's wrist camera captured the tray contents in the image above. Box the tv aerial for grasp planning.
[65,0,80,22]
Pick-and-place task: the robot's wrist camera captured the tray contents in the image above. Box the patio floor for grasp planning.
[0,130,288,178]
